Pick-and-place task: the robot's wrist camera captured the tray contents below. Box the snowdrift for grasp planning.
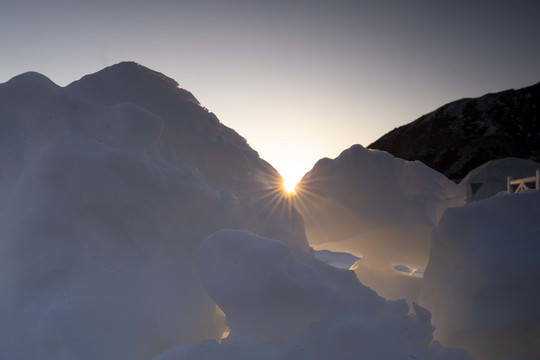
[419,190,540,359]
[295,144,465,301]
[155,229,472,360]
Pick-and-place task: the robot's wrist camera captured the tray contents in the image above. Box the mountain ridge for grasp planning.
[368,82,540,180]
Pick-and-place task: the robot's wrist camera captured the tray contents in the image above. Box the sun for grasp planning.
[282,178,298,194]
[276,167,303,195]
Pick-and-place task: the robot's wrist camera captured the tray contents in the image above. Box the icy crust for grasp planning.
[297,144,465,301]
[418,190,540,359]
[155,229,472,360]
[0,67,308,359]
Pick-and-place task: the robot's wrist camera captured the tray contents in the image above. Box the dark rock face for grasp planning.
[368,82,540,180]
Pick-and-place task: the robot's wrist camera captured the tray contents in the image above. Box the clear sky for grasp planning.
[1,0,539,185]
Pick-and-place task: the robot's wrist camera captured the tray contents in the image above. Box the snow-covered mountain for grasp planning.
[368,82,540,180]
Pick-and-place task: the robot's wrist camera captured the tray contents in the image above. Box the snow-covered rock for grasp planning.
[418,190,540,360]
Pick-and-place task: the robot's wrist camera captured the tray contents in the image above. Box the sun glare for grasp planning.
[283,178,298,194]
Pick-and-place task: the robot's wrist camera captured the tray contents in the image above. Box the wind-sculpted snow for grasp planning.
[154,229,472,360]
[0,65,307,359]
[418,190,540,360]
[66,62,279,199]
[294,144,465,301]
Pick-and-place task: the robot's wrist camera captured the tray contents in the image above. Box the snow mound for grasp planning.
[418,190,540,359]
[296,144,465,301]
[155,229,472,360]
[0,65,307,359]
[66,62,280,199]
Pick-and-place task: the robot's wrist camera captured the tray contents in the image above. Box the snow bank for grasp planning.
[0,64,307,359]
[155,229,472,360]
[418,190,540,359]
[296,144,465,300]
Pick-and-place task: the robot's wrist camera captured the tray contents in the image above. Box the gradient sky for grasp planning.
[1,0,539,184]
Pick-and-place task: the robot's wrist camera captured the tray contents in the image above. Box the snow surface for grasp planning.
[296,144,465,301]
[155,229,472,360]
[418,190,540,359]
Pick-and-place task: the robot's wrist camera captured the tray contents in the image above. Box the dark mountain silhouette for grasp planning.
[368,82,540,180]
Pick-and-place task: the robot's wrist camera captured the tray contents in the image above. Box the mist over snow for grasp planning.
[1,62,537,360]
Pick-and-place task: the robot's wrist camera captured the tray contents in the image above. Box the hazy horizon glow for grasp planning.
[1,0,539,183]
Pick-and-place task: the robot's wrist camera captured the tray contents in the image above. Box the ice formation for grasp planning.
[155,229,472,360]
[418,190,540,359]
[295,144,465,301]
